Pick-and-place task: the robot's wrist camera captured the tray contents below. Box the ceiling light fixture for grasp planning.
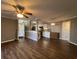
[33,21,37,24]
[51,23,55,26]
[17,14,24,18]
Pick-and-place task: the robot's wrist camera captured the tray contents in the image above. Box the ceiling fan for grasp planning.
[2,0,32,18]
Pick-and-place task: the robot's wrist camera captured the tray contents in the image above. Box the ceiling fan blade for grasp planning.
[2,1,14,6]
[12,0,25,11]
[23,14,29,18]
[25,12,32,15]
[2,1,25,13]
[2,1,17,9]
[2,1,32,17]
[23,10,32,15]
[24,12,32,15]
[16,5,25,11]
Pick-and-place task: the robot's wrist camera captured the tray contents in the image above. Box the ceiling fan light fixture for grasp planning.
[17,13,24,18]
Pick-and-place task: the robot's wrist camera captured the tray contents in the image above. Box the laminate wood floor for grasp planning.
[1,38,77,59]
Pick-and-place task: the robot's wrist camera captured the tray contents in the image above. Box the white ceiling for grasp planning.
[1,0,77,23]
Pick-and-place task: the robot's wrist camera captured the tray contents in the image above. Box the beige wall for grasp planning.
[1,17,18,42]
[61,21,71,41]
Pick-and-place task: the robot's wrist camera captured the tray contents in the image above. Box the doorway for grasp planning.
[18,19,29,38]
[18,20,25,38]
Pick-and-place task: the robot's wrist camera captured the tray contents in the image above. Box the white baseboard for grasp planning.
[1,39,15,44]
[59,39,77,45]
[67,41,77,45]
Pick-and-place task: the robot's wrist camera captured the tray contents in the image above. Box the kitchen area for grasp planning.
[14,13,65,42]
[18,18,52,41]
